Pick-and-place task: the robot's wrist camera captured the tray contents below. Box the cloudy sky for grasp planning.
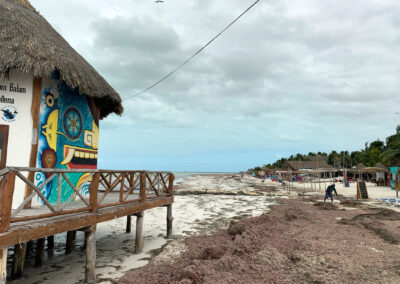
[31,0,400,172]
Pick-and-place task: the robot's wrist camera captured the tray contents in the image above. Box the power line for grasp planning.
[123,0,261,101]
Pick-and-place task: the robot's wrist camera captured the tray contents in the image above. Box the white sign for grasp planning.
[0,71,34,208]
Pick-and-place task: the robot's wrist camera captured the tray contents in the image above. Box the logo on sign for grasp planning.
[1,105,18,122]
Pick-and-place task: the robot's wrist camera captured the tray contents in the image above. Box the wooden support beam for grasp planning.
[24,77,42,209]
[26,241,33,258]
[47,236,54,256]
[66,231,74,255]
[35,238,45,267]
[0,196,173,247]
[0,172,16,233]
[89,173,100,213]
[0,247,7,284]
[167,204,173,239]
[84,225,96,284]
[135,212,144,253]
[139,173,146,201]
[11,243,27,279]
[126,215,131,233]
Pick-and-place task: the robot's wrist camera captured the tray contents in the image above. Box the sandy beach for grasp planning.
[11,174,276,283]
[120,175,400,284]
[9,174,400,283]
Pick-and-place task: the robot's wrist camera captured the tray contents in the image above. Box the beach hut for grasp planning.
[374,163,388,183]
[0,0,123,208]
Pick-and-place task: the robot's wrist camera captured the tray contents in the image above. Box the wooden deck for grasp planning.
[0,167,175,283]
[0,194,173,247]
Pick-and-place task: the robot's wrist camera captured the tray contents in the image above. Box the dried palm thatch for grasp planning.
[0,0,123,118]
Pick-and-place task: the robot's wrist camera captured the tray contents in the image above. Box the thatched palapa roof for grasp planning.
[0,0,123,118]
[286,160,332,171]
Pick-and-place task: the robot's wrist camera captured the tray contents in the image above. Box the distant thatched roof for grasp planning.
[286,160,332,171]
[0,0,123,118]
[374,162,387,171]
[354,163,366,170]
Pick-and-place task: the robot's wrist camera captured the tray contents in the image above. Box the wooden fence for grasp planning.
[0,167,174,234]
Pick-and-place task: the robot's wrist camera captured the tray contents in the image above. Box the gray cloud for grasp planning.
[30,0,400,171]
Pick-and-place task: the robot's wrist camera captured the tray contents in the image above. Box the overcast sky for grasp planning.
[31,0,400,172]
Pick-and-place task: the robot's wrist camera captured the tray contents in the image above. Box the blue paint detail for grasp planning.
[36,79,98,205]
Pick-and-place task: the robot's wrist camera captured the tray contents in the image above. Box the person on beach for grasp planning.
[324,184,339,203]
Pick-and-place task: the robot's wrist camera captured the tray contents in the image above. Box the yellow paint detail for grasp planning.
[76,173,93,191]
[41,110,58,151]
[84,120,99,149]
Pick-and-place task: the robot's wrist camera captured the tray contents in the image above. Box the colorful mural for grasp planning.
[36,77,99,205]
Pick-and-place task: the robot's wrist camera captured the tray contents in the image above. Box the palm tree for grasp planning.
[380,149,400,166]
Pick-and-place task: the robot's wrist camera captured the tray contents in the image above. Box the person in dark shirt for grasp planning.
[324,184,338,203]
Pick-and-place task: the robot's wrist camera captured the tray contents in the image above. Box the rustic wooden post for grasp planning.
[26,241,33,258]
[135,212,144,253]
[24,77,42,209]
[47,236,54,256]
[11,243,27,279]
[89,173,100,213]
[0,172,16,233]
[168,174,174,195]
[126,215,132,233]
[120,173,125,202]
[139,172,146,202]
[84,225,96,284]
[66,231,74,255]
[0,247,7,284]
[167,204,173,239]
[35,238,45,267]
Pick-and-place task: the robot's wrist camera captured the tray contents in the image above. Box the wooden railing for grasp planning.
[0,167,174,233]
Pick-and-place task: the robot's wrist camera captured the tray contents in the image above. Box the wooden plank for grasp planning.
[0,197,173,247]
[0,172,16,233]
[24,77,42,209]
[97,198,141,210]
[85,225,96,284]
[6,167,172,174]
[7,167,99,173]
[11,207,90,223]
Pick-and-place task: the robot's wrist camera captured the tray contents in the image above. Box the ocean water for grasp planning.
[173,172,234,184]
